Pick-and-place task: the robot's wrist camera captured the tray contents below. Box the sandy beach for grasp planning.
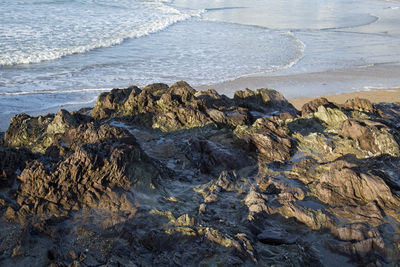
[289,87,400,110]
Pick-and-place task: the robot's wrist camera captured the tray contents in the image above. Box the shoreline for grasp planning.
[1,63,400,131]
[196,63,400,99]
[1,86,400,132]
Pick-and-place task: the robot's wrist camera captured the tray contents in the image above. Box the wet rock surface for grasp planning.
[1,81,400,266]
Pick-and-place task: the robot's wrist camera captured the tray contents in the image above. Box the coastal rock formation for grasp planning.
[1,82,400,266]
[91,81,296,131]
[0,146,33,187]
[234,117,293,162]
[2,113,165,226]
[344,97,376,113]
[301,97,338,116]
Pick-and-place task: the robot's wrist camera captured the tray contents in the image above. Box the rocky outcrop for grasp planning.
[91,81,295,131]
[4,109,92,153]
[339,119,399,156]
[234,117,293,162]
[344,97,375,113]
[0,146,33,187]
[301,97,337,116]
[1,84,400,266]
[233,88,298,117]
[182,137,253,174]
[2,113,165,228]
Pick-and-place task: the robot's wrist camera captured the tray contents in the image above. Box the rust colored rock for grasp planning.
[344,97,375,113]
[301,97,338,116]
[339,119,379,153]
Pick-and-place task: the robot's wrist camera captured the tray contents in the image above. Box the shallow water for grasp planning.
[1,0,400,130]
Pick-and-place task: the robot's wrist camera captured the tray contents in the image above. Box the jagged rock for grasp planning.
[142,83,169,97]
[4,110,92,153]
[46,109,79,134]
[91,86,138,119]
[301,97,338,116]
[315,159,400,209]
[3,119,165,225]
[234,88,298,116]
[313,106,348,128]
[339,119,399,156]
[92,82,215,131]
[91,82,296,131]
[344,98,375,113]
[0,146,33,187]
[234,117,293,162]
[3,82,400,266]
[215,171,239,192]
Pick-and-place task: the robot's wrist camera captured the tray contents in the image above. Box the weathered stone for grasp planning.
[339,119,399,156]
[0,145,33,187]
[4,110,93,153]
[91,86,138,119]
[234,117,292,162]
[301,97,338,116]
[2,82,400,266]
[234,88,298,116]
[344,97,375,113]
[313,106,348,128]
[91,82,296,132]
[3,119,165,225]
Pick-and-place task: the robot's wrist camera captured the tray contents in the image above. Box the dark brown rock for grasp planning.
[91,86,138,119]
[183,138,253,174]
[4,110,93,153]
[339,119,399,155]
[234,117,293,162]
[0,146,33,187]
[301,97,337,116]
[91,82,296,131]
[3,82,400,266]
[234,88,298,116]
[257,228,296,245]
[2,119,165,225]
[339,119,379,153]
[344,97,375,113]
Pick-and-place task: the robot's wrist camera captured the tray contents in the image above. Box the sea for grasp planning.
[1,0,400,130]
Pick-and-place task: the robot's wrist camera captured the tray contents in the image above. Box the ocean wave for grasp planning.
[0,87,112,96]
[236,31,306,78]
[320,13,379,31]
[0,0,205,67]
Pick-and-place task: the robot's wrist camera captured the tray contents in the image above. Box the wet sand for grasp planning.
[196,63,400,111]
[196,63,400,99]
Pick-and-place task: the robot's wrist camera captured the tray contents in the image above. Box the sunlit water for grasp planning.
[1,0,400,129]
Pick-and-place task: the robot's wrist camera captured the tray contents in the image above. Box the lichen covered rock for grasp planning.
[91,81,295,131]
[234,117,293,162]
[1,82,400,266]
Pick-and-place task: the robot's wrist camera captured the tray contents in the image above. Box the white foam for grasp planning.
[0,87,112,96]
[0,0,205,66]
